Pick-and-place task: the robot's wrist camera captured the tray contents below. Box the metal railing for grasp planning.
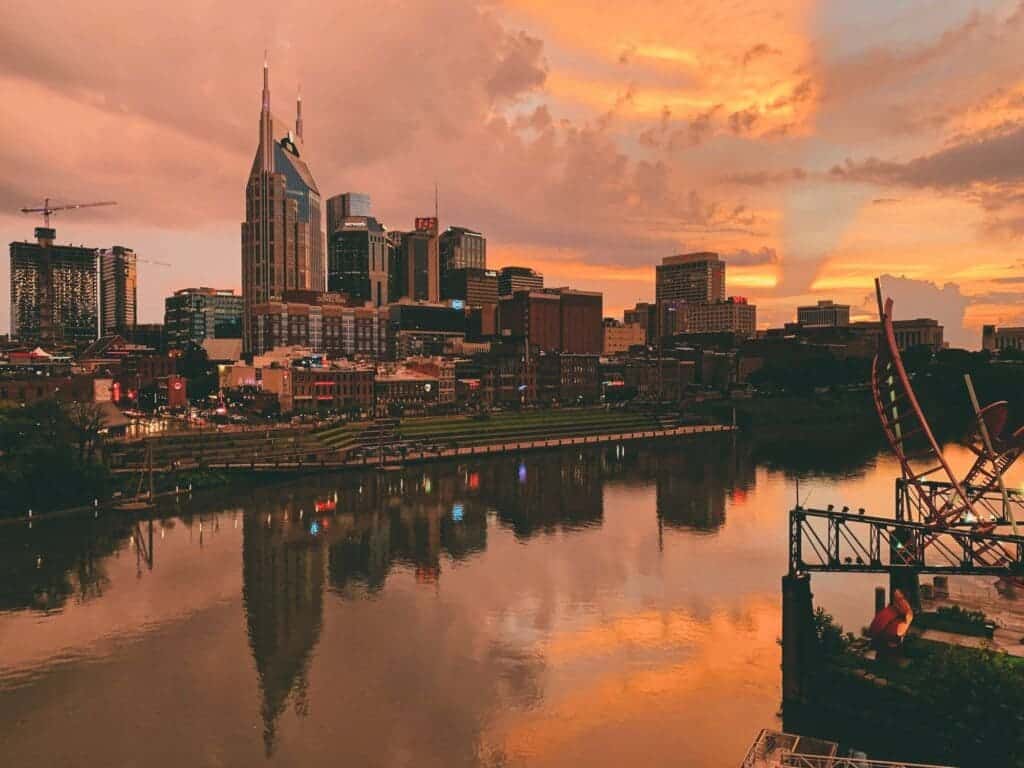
[740,729,771,767]
[782,752,956,768]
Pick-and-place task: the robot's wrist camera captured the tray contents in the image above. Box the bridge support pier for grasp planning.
[889,569,921,613]
[782,572,815,703]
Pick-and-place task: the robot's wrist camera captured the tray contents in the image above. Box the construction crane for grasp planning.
[136,255,171,268]
[19,198,170,267]
[20,197,117,228]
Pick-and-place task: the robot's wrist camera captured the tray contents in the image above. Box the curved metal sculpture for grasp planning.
[871,279,1024,574]
[960,395,1024,512]
[870,280,974,528]
[790,291,1024,585]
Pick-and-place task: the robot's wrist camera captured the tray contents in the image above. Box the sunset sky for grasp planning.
[3,0,1024,347]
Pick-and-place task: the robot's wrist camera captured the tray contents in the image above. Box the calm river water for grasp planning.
[1,436,1012,766]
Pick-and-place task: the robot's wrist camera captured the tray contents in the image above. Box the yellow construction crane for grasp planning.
[20,197,117,228]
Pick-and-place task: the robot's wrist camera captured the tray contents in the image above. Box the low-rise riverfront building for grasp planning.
[983,324,1024,352]
[375,368,439,415]
[291,364,375,415]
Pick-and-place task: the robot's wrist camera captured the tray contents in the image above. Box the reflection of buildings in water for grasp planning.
[655,439,752,532]
[749,430,881,476]
[440,503,487,560]
[0,515,134,612]
[242,510,325,756]
[657,470,725,531]
[325,484,488,594]
[391,506,442,577]
[598,444,650,485]
[486,451,604,539]
[327,512,391,595]
[729,436,757,494]
[600,435,757,502]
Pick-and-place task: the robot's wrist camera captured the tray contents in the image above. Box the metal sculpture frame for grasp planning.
[871,280,1023,532]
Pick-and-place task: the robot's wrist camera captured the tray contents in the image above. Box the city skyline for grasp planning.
[3,2,1024,347]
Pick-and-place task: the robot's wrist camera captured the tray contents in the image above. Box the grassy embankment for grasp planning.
[319,408,679,451]
[790,608,1024,768]
[397,408,669,446]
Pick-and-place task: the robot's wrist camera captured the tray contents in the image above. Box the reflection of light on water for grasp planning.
[484,598,780,763]
[452,503,464,522]
[518,463,527,484]
[309,521,321,536]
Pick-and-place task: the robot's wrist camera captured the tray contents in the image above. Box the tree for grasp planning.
[0,399,110,515]
[66,401,104,463]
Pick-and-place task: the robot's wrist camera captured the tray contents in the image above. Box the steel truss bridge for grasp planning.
[789,480,1024,578]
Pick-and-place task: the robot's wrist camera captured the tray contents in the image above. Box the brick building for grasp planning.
[498,288,603,354]
[603,321,646,355]
[555,289,603,354]
[374,369,439,415]
[291,365,375,414]
[623,358,696,401]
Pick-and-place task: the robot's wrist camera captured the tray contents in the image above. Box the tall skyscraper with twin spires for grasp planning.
[241,59,325,355]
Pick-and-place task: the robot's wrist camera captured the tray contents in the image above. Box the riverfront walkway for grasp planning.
[108,407,735,474]
[112,423,734,474]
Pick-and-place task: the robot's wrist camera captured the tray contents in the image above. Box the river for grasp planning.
[0,435,1014,766]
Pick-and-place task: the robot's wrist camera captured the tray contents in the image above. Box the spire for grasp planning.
[295,85,303,142]
[262,51,270,113]
[258,53,274,172]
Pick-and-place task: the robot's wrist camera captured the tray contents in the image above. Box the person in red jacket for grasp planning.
[867,588,914,655]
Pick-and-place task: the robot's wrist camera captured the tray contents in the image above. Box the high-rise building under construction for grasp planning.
[99,245,137,336]
[10,226,98,346]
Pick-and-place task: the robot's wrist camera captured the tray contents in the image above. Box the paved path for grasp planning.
[115,423,735,474]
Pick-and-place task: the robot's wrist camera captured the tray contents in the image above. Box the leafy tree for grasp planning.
[66,401,104,463]
[0,399,110,516]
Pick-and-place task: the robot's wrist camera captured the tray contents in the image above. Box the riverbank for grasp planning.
[107,406,728,475]
[4,422,735,522]
[168,423,734,472]
[786,602,1024,767]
